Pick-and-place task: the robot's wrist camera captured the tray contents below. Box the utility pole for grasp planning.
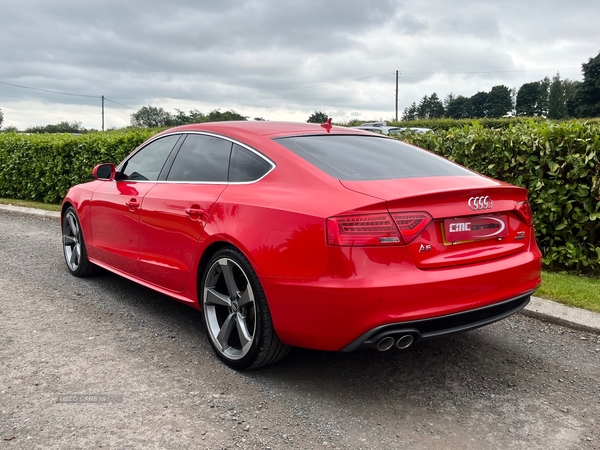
[395,70,399,123]
[101,95,105,131]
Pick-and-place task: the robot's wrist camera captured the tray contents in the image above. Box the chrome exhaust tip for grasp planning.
[376,336,395,352]
[396,334,414,350]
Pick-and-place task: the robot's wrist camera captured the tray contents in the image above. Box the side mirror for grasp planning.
[92,163,116,181]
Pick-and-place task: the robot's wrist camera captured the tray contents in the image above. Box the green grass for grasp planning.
[0,199,598,313]
[538,271,600,313]
[0,198,61,212]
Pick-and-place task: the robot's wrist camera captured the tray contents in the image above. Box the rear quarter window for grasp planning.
[274,135,474,181]
[229,144,273,182]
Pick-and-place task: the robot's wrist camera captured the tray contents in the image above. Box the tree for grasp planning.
[564,79,582,117]
[307,111,328,123]
[469,91,489,118]
[188,109,206,123]
[206,109,248,122]
[417,95,429,119]
[485,85,513,118]
[402,102,418,121]
[0,108,3,129]
[445,95,472,119]
[130,106,173,127]
[574,51,600,118]
[548,73,568,119]
[25,121,85,134]
[516,82,540,116]
[165,108,209,125]
[537,77,550,116]
[428,93,445,118]
[415,93,444,119]
[1,125,18,133]
[443,93,456,109]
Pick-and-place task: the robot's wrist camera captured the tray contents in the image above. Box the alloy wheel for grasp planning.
[63,210,82,272]
[203,257,257,360]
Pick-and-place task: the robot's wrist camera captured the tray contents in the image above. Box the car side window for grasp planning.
[229,144,272,182]
[120,135,180,181]
[167,134,232,182]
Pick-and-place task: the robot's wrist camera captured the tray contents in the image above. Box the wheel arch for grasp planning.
[61,201,74,220]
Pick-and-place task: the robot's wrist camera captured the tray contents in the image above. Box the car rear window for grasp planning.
[274,135,474,181]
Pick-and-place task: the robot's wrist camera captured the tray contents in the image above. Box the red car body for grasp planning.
[62,121,542,368]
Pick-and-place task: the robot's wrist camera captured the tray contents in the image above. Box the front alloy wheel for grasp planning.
[62,207,95,277]
[202,248,289,370]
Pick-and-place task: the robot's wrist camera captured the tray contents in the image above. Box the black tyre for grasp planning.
[201,247,290,370]
[62,207,96,277]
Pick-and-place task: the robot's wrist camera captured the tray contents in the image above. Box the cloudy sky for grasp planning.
[1,0,599,130]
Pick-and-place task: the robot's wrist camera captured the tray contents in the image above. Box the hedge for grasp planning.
[0,129,156,204]
[385,117,600,131]
[397,120,600,272]
[0,121,599,272]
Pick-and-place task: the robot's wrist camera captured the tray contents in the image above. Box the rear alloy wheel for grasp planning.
[62,207,96,277]
[202,247,290,370]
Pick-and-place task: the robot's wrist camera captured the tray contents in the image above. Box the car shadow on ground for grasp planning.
[72,267,548,412]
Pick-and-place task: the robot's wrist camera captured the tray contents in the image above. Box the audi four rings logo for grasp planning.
[468,196,493,210]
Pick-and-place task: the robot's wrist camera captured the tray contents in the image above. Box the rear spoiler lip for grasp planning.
[339,176,527,203]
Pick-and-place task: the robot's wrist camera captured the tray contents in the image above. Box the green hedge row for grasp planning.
[386,117,600,131]
[397,120,600,272]
[0,129,156,203]
[0,121,598,272]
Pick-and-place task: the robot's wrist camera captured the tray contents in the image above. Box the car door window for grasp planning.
[229,144,273,182]
[167,134,232,182]
[120,135,180,181]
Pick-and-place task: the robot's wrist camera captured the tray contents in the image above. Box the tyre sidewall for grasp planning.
[62,207,91,277]
[201,247,267,370]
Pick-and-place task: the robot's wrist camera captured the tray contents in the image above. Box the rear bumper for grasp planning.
[341,291,532,352]
[261,242,542,351]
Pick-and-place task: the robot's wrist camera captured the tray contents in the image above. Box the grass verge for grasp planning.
[537,271,600,313]
[0,198,61,212]
[0,198,598,314]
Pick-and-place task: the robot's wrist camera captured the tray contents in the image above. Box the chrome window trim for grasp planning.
[116,131,276,185]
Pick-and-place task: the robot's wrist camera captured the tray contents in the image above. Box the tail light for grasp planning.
[515,201,533,226]
[390,212,432,244]
[327,212,431,246]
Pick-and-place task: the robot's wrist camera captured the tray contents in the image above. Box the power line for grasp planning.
[106,72,396,101]
[104,97,135,110]
[0,73,394,104]
[398,67,579,75]
[0,80,100,99]
[1,67,578,104]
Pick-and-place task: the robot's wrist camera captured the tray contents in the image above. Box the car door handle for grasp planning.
[125,200,140,210]
[185,207,205,219]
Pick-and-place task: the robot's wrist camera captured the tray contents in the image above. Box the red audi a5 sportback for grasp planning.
[61,121,542,369]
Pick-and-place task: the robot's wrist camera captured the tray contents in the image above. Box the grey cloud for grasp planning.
[1,0,599,128]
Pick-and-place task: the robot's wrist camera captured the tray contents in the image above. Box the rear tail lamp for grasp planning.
[327,214,400,246]
[515,200,533,226]
[327,212,432,246]
[390,212,433,244]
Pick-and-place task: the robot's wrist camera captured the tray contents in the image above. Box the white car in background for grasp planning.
[351,122,432,135]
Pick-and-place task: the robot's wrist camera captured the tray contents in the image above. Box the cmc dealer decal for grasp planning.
[444,215,509,243]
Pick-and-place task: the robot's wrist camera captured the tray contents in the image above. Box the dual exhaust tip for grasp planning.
[376,334,414,351]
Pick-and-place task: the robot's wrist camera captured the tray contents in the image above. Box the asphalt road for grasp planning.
[1,210,599,450]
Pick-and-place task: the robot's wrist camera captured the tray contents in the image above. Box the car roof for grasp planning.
[157,121,370,139]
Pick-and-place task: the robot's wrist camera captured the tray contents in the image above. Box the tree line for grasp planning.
[0,108,258,133]
[129,107,257,128]
[402,50,600,121]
